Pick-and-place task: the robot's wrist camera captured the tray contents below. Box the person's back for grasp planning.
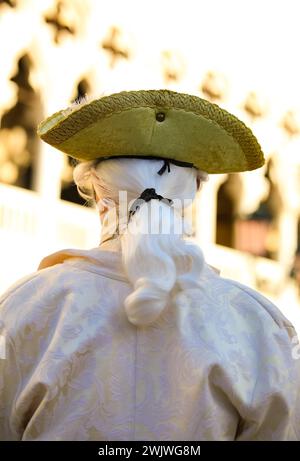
[1,234,299,440]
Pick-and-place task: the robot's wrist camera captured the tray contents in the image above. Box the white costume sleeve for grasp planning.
[230,291,300,441]
[0,332,22,440]
[0,273,41,441]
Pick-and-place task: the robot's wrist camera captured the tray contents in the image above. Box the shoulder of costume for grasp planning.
[218,275,296,333]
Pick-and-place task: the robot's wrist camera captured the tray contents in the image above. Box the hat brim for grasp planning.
[37,89,265,174]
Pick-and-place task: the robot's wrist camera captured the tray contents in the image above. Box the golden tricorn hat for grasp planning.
[37,89,265,174]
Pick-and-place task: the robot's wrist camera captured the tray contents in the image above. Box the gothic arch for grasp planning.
[0,53,44,190]
[216,173,242,248]
[60,77,92,205]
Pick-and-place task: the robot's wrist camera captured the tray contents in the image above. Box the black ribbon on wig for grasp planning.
[128,188,173,220]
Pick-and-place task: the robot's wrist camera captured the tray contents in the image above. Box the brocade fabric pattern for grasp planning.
[0,239,299,440]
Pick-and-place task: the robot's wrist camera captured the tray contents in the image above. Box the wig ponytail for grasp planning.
[73,157,209,326]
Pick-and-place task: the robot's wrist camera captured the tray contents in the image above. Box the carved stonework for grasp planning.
[101,26,130,68]
[60,78,91,205]
[216,174,243,248]
[161,50,185,84]
[0,127,30,185]
[1,54,43,189]
[282,110,300,136]
[243,91,268,118]
[201,71,228,101]
[44,0,78,44]
[0,0,17,8]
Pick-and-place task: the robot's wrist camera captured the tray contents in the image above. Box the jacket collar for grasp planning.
[38,235,220,280]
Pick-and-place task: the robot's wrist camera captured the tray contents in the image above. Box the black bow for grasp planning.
[129,188,173,219]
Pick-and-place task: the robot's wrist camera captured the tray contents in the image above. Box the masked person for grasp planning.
[0,90,299,441]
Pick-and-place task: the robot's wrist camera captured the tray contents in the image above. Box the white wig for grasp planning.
[73,157,209,327]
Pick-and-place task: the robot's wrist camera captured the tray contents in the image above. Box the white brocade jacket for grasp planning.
[0,238,299,441]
